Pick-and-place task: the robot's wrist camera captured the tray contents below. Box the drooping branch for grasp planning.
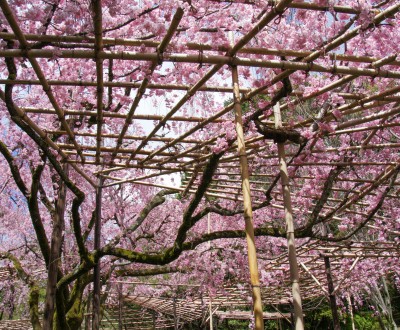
[0,141,51,266]
[1,41,88,262]
[102,5,160,33]
[302,163,346,232]
[71,196,89,259]
[96,152,224,268]
[171,152,223,252]
[83,210,96,242]
[315,166,399,242]
[105,188,176,248]
[191,197,271,223]
[38,182,56,217]
[0,140,29,196]
[30,164,51,266]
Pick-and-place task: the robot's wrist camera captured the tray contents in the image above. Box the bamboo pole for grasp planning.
[336,105,400,130]
[208,212,213,330]
[0,91,96,187]
[23,107,224,123]
[128,4,399,167]
[45,129,203,144]
[294,84,400,128]
[324,257,340,330]
[85,290,91,330]
[332,257,360,294]
[132,0,294,165]
[3,48,400,79]
[110,7,184,163]
[274,103,304,330]
[299,262,329,297]
[91,0,104,163]
[280,57,400,114]
[4,76,400,102]
[347,294,356,330]
[0,0,85,162]
[118,283,123,330]
[0,78,262,93]
[232,65,264,330]
[92,176,104,330]
[58,142,202,158]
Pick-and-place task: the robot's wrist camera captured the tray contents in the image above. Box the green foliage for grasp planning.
[352,312,388,330]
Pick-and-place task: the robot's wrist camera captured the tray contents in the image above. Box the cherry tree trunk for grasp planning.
[43,164,69,330]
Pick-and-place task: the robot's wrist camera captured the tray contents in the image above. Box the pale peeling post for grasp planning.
[231,66,264,330]
[274,103,304,330]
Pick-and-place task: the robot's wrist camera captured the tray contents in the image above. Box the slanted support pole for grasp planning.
[274,103,304,330]
[92,177,104,330]
[324,256,340,330]
[231,65,264,330]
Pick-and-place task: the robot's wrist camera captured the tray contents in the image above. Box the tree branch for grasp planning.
[0,140,29,196]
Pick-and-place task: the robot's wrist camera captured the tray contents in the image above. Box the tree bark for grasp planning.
[43,164,68,330]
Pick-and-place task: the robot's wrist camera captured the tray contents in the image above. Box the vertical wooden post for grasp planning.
[289,303,295,330]
[232,65,264,330]
[173,297,178,330]
[209,296,213,330]
[152,311,156,330]
[92,177,104,330]
[324,257,340,330]
[85,290,91,330]
[208,213,214,330]
[118,283,123,330]
[274,103,304,330]
[347,294,356,330]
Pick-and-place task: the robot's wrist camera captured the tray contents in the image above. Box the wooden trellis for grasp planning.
[0,0,399,329]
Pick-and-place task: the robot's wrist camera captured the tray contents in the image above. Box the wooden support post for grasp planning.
[232,65,264,330]
[85,290,91,330]
[173,297,178,330]
[274,103,304,330]
[208,213,213,330]
[347,294,356,330]
[92,177,104,330]
[152,311,156,330]
[290,303,295,330]
[209,296,213,330]
[324,256,340,330]
[118,283,123,330]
